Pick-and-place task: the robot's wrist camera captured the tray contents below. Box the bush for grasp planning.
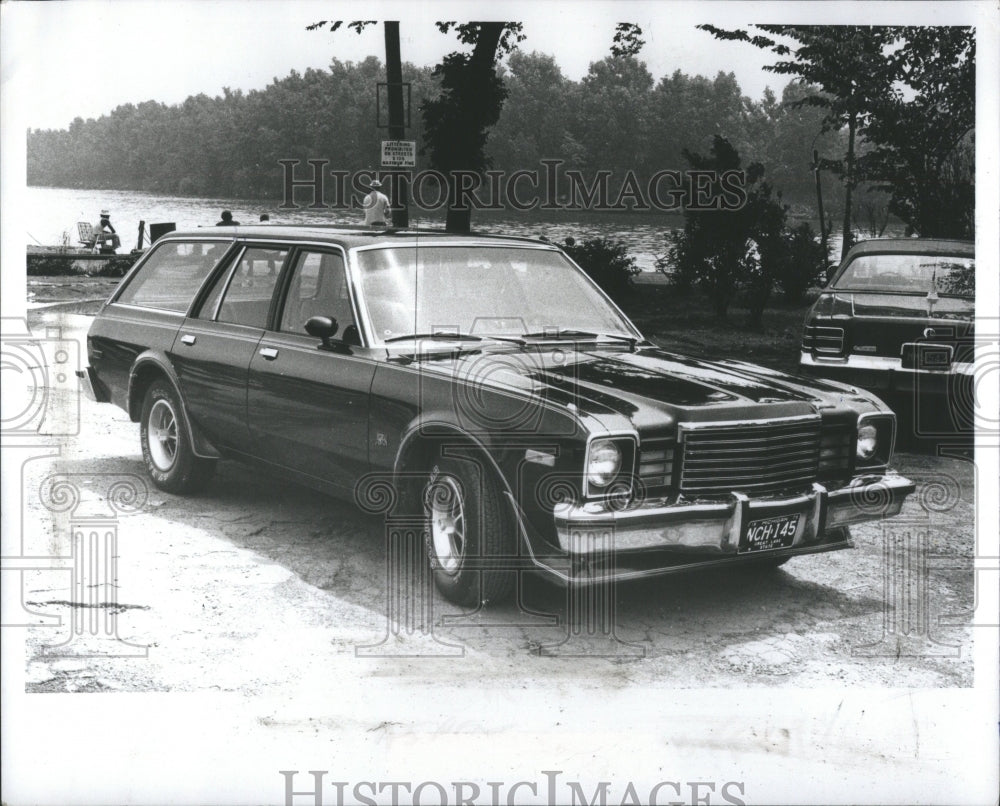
[773,223,827,304]
[561,237,641,301]
[659,136,790,323]
[656,231,695,294]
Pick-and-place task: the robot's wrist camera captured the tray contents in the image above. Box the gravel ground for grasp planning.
[16,312,975,693]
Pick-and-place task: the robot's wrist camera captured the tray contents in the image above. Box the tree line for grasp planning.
[27,51,844,217]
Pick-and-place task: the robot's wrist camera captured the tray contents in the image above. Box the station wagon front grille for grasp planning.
[678,417,821,496]
[636,437,675,496]
[802,324,846,355]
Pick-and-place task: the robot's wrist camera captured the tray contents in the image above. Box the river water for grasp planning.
[25,186,691,272]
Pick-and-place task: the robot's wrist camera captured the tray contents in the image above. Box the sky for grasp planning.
[2,0,980,133]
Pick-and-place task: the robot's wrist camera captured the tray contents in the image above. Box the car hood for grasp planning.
[413,344,868,431]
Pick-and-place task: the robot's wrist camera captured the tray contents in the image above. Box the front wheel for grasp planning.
[423,456,516,607]
[140,379,216,494]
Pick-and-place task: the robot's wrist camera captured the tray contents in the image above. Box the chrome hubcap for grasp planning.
[428,475,465,575]
[147,399,178,471]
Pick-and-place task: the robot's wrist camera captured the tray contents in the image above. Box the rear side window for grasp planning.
[215,247,288,328]
[116,241,230,312]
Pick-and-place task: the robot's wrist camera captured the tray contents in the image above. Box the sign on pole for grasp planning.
[381,140,416,168]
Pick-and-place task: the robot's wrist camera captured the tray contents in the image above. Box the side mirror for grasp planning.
[305,315,339,347]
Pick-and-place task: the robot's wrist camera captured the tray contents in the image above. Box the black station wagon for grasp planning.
[79,226,915,605]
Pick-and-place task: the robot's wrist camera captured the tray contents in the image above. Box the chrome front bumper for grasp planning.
[553,473,915,555]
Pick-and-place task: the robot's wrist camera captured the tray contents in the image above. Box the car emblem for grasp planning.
[923,327,936,339]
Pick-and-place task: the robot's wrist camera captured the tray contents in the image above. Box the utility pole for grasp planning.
[384,22,409,228]
[813,149,830,280]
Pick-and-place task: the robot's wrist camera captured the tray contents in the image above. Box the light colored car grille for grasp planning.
[678,417,821,496]
[802,324,846,355]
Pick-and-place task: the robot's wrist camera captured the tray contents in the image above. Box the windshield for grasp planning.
[834,253,975,296]
[355,245,638,343]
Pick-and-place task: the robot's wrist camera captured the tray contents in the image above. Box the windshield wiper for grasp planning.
[520,329,639,350]
[383,332,484,343]
[520,329,598,340]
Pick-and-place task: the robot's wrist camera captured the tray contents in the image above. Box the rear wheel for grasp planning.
[423,455,515,606]
[140,379,216,494]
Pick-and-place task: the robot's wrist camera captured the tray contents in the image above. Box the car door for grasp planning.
[246,246,377,490]
[171,243,289,453]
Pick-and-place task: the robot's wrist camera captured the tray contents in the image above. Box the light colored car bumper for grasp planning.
[552,473,915,556]
[800,352,974,394]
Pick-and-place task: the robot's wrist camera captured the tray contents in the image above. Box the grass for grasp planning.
[618,284,808,375]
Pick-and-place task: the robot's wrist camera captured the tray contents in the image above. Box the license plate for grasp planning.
[901,343,953,371]
[740,514,800,553]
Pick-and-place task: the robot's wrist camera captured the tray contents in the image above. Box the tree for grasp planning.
[647,70,747,179]
[422,22,525,232]
[698,25,900,260]
[611,23,645,58]
[574,56,654,176]
[487,52,572,170]
[859,27,975,238]
[661,135,787,323]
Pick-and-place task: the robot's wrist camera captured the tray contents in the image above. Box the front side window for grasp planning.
[279,250,357,340]
[355,245,636,343]
[214,247,287,328]
[835,253,975,296]
[116,240,230,312]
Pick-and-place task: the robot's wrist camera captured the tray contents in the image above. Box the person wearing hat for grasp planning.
[216,210,240,226]
[362,179,391,228]
[93,209,120,254]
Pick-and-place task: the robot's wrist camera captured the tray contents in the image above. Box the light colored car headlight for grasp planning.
[587,439,622,488]
[857,424,878,460]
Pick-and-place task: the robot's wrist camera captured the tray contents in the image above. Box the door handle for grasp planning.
[180,334,196,345]
[260,347,279,360]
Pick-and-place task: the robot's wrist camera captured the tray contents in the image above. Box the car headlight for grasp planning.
[856,424,879,460]
[587,439,622,488]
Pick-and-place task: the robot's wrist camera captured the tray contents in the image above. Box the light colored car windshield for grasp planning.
[834,253,975,296]
[356,245,637,342]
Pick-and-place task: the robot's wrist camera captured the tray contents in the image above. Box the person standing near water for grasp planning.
[216,210,240,226]
[362,180,391,228]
